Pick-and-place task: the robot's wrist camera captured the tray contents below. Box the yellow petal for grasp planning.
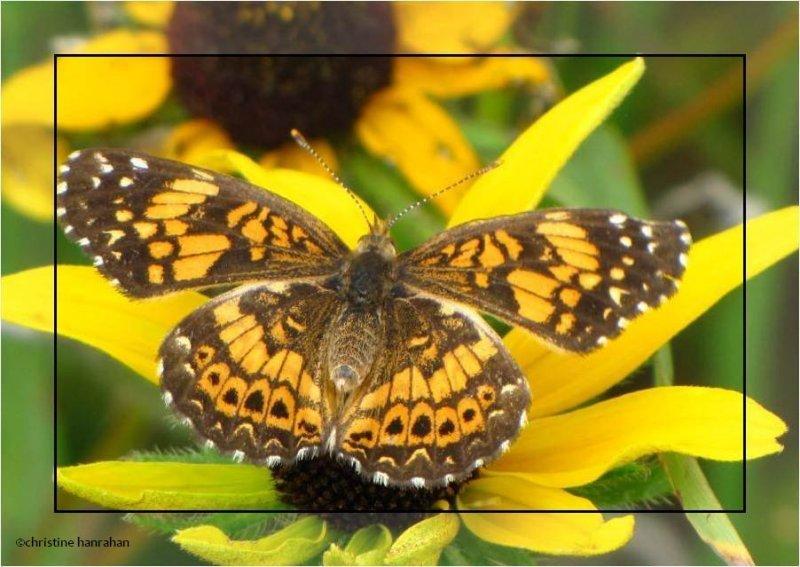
[4,30,169,130]
[56,30,170,130]
[125,1,175,27]
[448,58,645,227]
[173,517,329,566]
[260,138,339,177]
[357,88,480,215]
[57,461,279,510]
[2,58,54,126]
[194,149,371,248]
[394,56,552,98]
[491,386,786,488]
[1,126,68,221]
[160,119,234,165]
[2,265,205,383]
[506,206,799,418]
[395,2,517,57]
[458,474,634,556]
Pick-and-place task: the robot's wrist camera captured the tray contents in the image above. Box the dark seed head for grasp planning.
[167,2,396,149]
[273,455,470,531]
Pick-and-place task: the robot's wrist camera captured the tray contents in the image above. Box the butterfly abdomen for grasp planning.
[326,308,385,394]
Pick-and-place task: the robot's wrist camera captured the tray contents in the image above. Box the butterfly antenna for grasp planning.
[386,160,502,229]
[290,128,373,230]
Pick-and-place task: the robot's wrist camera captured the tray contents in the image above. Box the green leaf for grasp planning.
[569,460,673,509]
[323,524,393,566]
[57,461,281,510]
[383,514,460,566]
[124,446,237,464]
[548,124,649,216]
[347,524,393,563]
[172,516,330,566]
[126,512,299,540]
[442,525,541,566]
[322,544,356,566]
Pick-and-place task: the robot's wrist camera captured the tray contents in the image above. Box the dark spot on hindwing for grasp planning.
[244,390,265,412]
[270,399,290,419]
[411,415,432,438]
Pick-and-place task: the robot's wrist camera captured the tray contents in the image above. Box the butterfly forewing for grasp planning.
[398,208,691,352]
[57,149,348,297]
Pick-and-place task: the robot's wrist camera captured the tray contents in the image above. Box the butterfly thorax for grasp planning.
[326,233,397,394]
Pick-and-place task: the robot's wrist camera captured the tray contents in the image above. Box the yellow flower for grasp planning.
[2,2,551,222]
[3,59,795,562]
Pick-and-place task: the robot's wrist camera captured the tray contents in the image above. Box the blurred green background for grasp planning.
[2,2,797,565]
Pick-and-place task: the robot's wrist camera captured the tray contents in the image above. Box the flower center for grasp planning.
[273,456,470,531]
[167,2,396,149]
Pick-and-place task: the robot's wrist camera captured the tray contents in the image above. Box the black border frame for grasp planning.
[53,52,748,515]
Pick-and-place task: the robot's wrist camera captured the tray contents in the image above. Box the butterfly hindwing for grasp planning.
[159,281,340,465]
[335,291,530,487]
[398,208,691,352]
[57,149,348,297]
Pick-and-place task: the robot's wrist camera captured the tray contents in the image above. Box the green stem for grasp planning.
[652,346,754,566]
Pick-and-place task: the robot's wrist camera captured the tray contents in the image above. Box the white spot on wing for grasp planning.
[232,450,245,463]
[64,225,74,234]
[205,439,216,450]
[68,150,81,161]
[373,471,389,486]
[91,176,101,188]
[130,157,149,169]
[56,207,66,217]
[619,236,632,247]
[193,168,213,180]
[641,225,653,238]
[501,384,517,395]
[156,358,164,377]
[647,242,658,253]
[57,182,68,194]
[100,163,113,174]
[93,256,104,266]
[162,391,173,406]
[119,176,134,188]
[77,237,90,247]
[266,455,281,467]
[175,335,192,352]
[596,336,608,346]
[410,477,426,488]
[58,164,70,174]
[679,253,689,267]
[636,301,649,313]
[610,214,627,225]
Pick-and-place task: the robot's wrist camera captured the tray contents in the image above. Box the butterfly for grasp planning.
[56,143,691,488]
